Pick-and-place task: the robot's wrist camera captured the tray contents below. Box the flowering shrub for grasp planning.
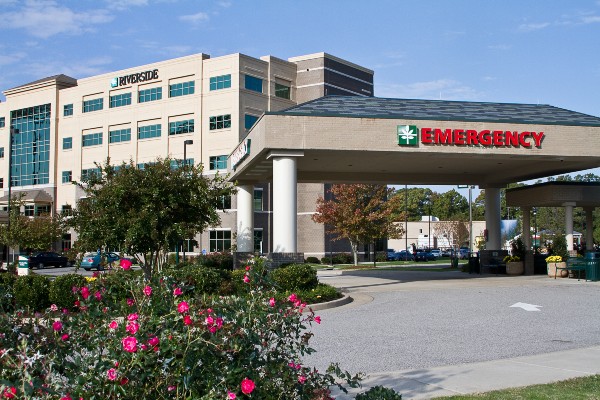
[48,274,88,310]
[545,255,563,263]
[0,258,361,398]
[503,255,521,263]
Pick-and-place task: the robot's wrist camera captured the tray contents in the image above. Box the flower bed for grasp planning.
[0,259,363,398]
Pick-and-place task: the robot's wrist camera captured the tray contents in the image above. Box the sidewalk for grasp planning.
[336,346,600,399]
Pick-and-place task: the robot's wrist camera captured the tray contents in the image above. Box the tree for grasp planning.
[312,184,404,265]
[69,158,235,279]
[431,189,469,220]
[0,193,65,253]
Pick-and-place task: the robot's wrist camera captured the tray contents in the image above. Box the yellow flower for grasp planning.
[545,255,562,263]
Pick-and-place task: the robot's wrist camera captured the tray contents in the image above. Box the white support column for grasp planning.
[522,206,531,250]
[272,156,298,253]
[236,185,254,253]
[484,187,502,250]
[563,202,576,252]
[585,207,595,251]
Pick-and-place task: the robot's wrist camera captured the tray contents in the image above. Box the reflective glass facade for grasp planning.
[169,120,194,135]
[169,81,195,97]
[10,104,51,186]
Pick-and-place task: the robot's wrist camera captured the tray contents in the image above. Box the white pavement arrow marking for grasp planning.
[510,302,542,312]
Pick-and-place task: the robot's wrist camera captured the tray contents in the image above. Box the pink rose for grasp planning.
[177,301,189,313]
[61,334,69,341]
[80,287,90,300]
[127,313,138,321]
[205,316,214,325]
[240,378,255,395]
[125,322,139,334]
[107,368,117,381]
[173,287,183,296]
[52,320,63,331]
[168,386,176,391]
[120,259,132,270]
[208,326,217,334]
[148,336,159,347]
[50,304,58,312]
[227,391,236,399]
[245,265,250,271]
[288,293,297,303]
[216,317,223,328]
[121,336,138,353]
[269,298,276,307]
[126,298,135,306]
[109,320,118,330]
[314,316,321,324]
[298,375,307,384]
[243,274,250,284]
[143,285,152,296]
[183,315,193,326]
[94,291,102,301]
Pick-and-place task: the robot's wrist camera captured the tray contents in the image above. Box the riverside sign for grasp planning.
[398,125,545,148]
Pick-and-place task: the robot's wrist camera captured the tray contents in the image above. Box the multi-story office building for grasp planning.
[0,52,374,259]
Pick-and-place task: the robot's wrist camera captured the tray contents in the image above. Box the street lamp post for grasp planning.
[179,140,194,264]
[533,207,538,253]
[404,184,408,260]
[5,128,14,265]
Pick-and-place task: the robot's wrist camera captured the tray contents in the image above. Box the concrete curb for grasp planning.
[308,293,353,311]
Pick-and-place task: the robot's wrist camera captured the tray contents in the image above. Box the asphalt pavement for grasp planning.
[306,267,600,399]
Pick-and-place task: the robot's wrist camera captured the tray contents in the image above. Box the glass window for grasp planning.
[0,147,3,158]
[169,81,195,97]
[82,132,103,147]
[62,233,72,251]
[138,87,162,103]
[209,74,231,91]
[109,128,131,143]
[63,137,72,150]
[253,189,263,211]
[61,205,73,216]
[209,155,227,170]
[275,83,291,99]
[209,230,231,252]
[35,205,51,216]
[63,104,73,116]
[245,75,263,93]
[209,114,231,130]
[9,103,51,187]
[24,205,34,216]
[219,195,231,210]
[62,170,72,183]
[254,229,263,253]
[169,119,194,135]
[245,114,259,130]
[82,98,103,113]
[109,93,132,108]
[0,178,3,189]
[0,117,5,128]
[169,159,194,169]
[138,124,161,140]
[81,167,101,181]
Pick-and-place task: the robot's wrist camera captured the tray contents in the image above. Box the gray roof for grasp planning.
[270,96,600,127]
[7,74,77,91]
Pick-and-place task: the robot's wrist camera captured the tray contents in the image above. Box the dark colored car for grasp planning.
[28,252,72,269]
[395,250,414,261]
[415,251,436,262]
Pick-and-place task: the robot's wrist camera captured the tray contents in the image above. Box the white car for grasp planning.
[430,249,442,258]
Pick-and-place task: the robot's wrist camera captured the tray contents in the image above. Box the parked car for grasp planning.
[386,249,398,261]
[430,249,442,258]
[458,248,470,259]
[395,250,414,261]
[28,252,72,269]
[441,249,451,257]
[80,252,121,271]
[415,251,436,262]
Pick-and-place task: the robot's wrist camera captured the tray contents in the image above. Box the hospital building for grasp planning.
[0,51,374,259]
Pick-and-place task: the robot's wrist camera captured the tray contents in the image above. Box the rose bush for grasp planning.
[0,258,361,399]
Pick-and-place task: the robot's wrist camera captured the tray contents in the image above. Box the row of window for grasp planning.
[60,74,290,117]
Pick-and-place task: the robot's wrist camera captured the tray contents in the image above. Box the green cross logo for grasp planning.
[397,125,419,146]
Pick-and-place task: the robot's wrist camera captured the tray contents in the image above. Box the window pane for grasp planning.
[275,83,290,99]
[169,81,195,97]
[209,74,231,91]
[245,75,263,93]
[245,114,259,130]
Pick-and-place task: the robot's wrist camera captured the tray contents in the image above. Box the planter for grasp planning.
[547,262,568,278]
[506,261,524,276]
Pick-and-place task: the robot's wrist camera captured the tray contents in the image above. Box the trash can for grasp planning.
[17,255,29,276]
[586,259,600,282]
[468,252,480,274]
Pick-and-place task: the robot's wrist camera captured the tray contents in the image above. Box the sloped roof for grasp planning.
[6,74,77,91]
[0,189,54,204]
[270,96,600,127]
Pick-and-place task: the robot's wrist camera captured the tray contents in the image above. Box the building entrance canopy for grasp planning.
[228,96,600,260]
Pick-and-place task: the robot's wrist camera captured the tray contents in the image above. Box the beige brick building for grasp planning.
[0,52,374,259]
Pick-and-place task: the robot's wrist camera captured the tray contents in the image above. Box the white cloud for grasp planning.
[0,0,113,38]
[488,44,512,50]
[24,56,113,79]
[0,51,26,66]
[518,22,550,32]
[217,0,232,7]
[179,11,209,25]
[104,0,148,10]
[377,79,484,101]
[581,15,600,24]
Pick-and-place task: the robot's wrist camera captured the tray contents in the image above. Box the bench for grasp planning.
[480,259,506,275]
[555,258,587,280]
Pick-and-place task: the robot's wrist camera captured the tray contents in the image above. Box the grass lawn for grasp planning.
[432,374,600,399]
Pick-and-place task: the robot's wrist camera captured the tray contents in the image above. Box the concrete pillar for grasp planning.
[272,156,298,253]
[563,202,576,251]
[522,206,531,250]
[484,187,502,250]
[585,207,595,251]
[236,185,254,252]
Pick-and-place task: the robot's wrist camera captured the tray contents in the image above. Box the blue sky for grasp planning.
[1,0,599,196]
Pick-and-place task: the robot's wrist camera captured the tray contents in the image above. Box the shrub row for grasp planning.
[1,262,339,312]
[321,253,353,265]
